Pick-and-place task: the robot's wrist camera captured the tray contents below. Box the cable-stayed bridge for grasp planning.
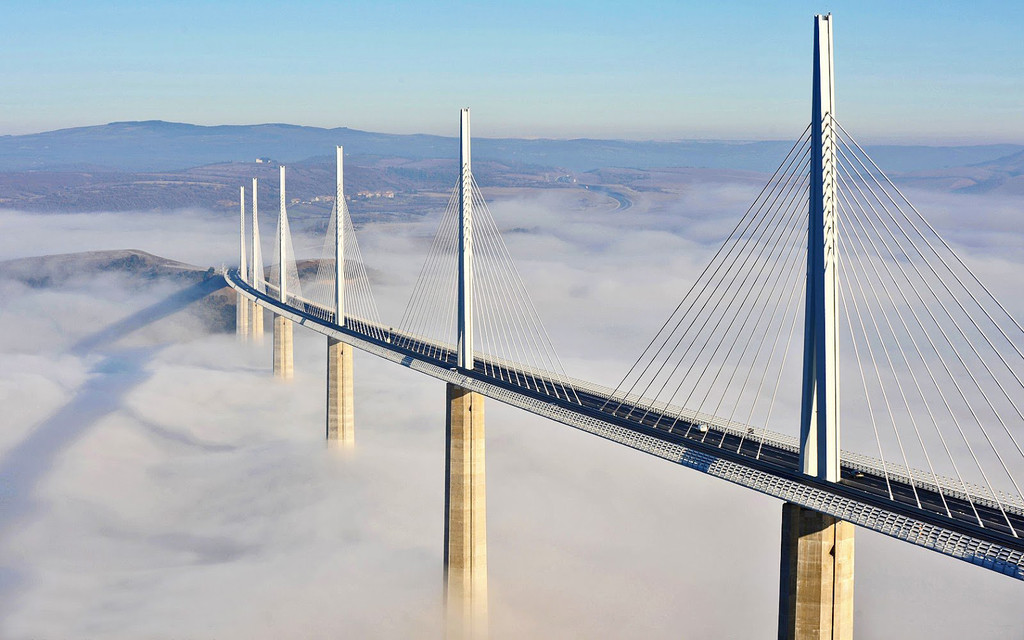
[221,14,1022,639]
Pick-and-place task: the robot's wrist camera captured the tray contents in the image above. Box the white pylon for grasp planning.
[237,185,250,341]
[799,13,840,483]
[457,108,474,371]
[239,186,247,280]
[279,165,288,303]
[252,177,263,290]
[335,146,345,327]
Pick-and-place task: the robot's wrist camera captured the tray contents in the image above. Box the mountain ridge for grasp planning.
[3,120,1020,175]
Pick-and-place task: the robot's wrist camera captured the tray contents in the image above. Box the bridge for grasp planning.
[222,15,1022,639]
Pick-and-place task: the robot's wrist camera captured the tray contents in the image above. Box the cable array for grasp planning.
[231,120,1024,537]
[833,118,1024,529]
[395,176,579,403]
[252,203,266,293]
[268,207,303,305]
[604,125,812,448]
[301,199,386,340]
[602,119,1024,532]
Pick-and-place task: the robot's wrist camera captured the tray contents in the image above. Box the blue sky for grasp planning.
[3,0,1022,142]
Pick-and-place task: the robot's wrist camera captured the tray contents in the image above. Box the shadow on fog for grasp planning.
[0,276,228,624]
[70,276,226,355]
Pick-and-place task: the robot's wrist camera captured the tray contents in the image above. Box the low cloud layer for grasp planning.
[0,179,1022,638]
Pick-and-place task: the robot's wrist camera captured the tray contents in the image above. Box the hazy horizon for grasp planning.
[7,118,1024,147]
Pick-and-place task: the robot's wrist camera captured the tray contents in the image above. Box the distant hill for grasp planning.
[0,121,457,173]
[2,120,1020,174]
[0,249,235,333]
[0,155,561,215]
[0,249,210,288]
[979,149,1024,174]
[897,148,1024,195]
[0,249,381,336]
[1,121,1021,214]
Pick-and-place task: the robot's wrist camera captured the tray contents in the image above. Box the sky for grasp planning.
[3,0,1023,142]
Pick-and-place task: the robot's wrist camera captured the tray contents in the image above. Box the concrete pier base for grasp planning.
[236,292,249,340]
[779,502,854,640]
[273,315,293,379]
[251,300,264,344]
[326,337,354,447]
[444,383,487,639]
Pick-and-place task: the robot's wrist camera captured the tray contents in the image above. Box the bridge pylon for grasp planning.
[236,185,250,341]
[800,13,840,485]
[327,146,355,446]
[250,177,265,343]
[457,108,474,372]
[781,14,854,640]
[273,166,294,379]
[445,108,488,638]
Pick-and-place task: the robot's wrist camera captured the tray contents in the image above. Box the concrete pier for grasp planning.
[236,292,249,340]
[778,502,854,640]
[444,383,487,638]
[273,315,293,379]
[251,300,264,343]
[326,337,354,446]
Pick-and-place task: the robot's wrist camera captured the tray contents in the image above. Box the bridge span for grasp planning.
[227,269,1024,576]
[221,14,1024,640]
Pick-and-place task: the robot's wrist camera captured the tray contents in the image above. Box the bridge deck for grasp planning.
[227,271,1024,580]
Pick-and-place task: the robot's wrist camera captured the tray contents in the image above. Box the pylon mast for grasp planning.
[457,108,474,370]
[252,178,261,287]
[279,165,288,302]
[800,13,840,482]
[335,146,345,327]
[239,186,247,279]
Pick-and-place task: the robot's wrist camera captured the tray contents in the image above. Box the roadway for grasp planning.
[229,271,1024,562]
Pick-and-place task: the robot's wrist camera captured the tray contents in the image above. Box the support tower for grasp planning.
[251,178,265,342]
[781,15,854,640]
[327,146,355,446]
[236,185,250,340]
[445,108,487,638]
[273,166,294,379]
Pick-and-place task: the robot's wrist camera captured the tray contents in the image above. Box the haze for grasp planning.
[1,178,1023,637]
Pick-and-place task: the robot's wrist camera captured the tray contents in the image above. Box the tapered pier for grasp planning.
[782,15,854,640]
[779,503,854,640]
[237,292,250,339]
[274,315,294,379]
[327,146,355,446]
[445,383,487,638]
[326,338,353,445]
[251,299,264,342]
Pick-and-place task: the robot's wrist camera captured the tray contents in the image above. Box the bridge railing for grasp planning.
[597,383,1024,514]
[227,269,1024,572]
[381,325,580,397]
[237,270,1024,516]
